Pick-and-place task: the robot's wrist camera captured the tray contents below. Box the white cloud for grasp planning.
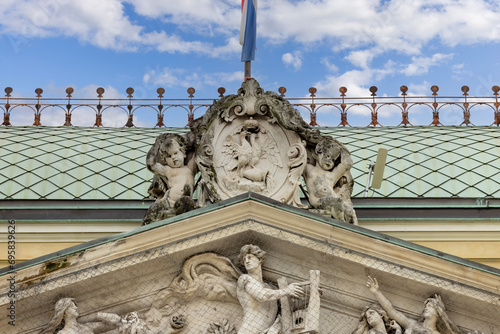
[313,61,401,116]
[321,58,339,73]
[260,0,500,58]
[407,81,433,96]
[0,0,499,59]
[345,49,378,69]
[282,51,303,70]
[125,0,239,33]
[143,67,244,91]
[0,0,235,56]
[401,53,454,76]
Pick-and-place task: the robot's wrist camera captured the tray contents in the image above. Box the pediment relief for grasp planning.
[3,207,498,334]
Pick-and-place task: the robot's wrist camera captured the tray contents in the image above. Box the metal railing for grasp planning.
[1,85,499,127]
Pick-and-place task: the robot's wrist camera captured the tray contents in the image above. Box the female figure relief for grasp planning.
[40,298,147,334]
[352,303,402,334]
[40,298,95,334]
[366,276,461,334]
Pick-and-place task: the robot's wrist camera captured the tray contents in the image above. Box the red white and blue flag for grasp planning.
[240,0,257,62]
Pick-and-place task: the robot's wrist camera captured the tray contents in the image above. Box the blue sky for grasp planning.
[1,0,499,127]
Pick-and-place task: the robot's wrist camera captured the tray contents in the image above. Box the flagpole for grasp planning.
[245,61,251,80]
[241,0,256,81]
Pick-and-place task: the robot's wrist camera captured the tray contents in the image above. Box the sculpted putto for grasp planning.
[143,133,197,225]
[304,137,357,224]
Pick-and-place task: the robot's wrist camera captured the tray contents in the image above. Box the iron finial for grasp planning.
[157,87,165,98]
[96,87,105,97]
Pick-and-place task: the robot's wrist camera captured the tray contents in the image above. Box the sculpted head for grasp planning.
[422,294,445,321]
[55,298,78,319]
[314,137,341,171]
[360,304,388,329]
[159,135,187,168]
[239,244,266,272]
[40,298,79,334]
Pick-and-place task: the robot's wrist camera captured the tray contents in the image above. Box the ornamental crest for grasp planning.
[143,79,357,225]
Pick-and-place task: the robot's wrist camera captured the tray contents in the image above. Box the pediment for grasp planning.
[1,193,499,333]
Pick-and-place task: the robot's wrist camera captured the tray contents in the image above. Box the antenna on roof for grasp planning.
[364,148,388,197]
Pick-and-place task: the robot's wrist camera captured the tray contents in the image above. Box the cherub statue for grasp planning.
[237,244,305,334]
[143,133,197,225]
[303,136,358,224]
[351,304,402,334]
[366,276,463,334]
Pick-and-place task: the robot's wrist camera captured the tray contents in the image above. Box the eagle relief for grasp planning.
[217,118,282,195]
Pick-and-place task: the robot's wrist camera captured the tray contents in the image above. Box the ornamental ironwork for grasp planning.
[1,85,499,127]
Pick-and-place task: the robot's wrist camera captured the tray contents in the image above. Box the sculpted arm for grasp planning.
[146,139,172,176]
[330,146,353,183]
[77,313,121,333]
[187,153,197,174]
[366,276,412,329]
[95,312,121,325]
[240,275,304,303]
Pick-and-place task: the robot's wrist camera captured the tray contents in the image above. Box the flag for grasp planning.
[240,0,257,62]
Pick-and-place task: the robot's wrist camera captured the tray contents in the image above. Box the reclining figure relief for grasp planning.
[366,276,483,334]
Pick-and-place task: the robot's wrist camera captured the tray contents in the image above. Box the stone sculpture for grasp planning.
[304,137,357,224]
[366,276,466,334]
[236,244,306,334]
[40,298,95,334]
[145,252,242,331]
[206,319,237,334]
[143,79,358,225]
[278,270,321,334]
[96,311,147,334]
[193,79,309,208]
[143,133,197,225]
[351,304,402,334]
[40,298,148,334]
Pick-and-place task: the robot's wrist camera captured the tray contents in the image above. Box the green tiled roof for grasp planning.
[0,126,499,200]
[321,126,500,198]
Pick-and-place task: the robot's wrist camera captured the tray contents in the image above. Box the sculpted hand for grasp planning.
[389,320,401,330]
[366,276,379,293]
[284,282,305,298]
[389,320,402,334]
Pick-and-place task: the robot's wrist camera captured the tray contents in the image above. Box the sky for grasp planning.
[0,0,499,127]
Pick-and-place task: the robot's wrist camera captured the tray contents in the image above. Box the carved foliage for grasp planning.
[206,319,237,334]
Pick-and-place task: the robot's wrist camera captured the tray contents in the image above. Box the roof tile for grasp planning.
[1,126,499,200]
